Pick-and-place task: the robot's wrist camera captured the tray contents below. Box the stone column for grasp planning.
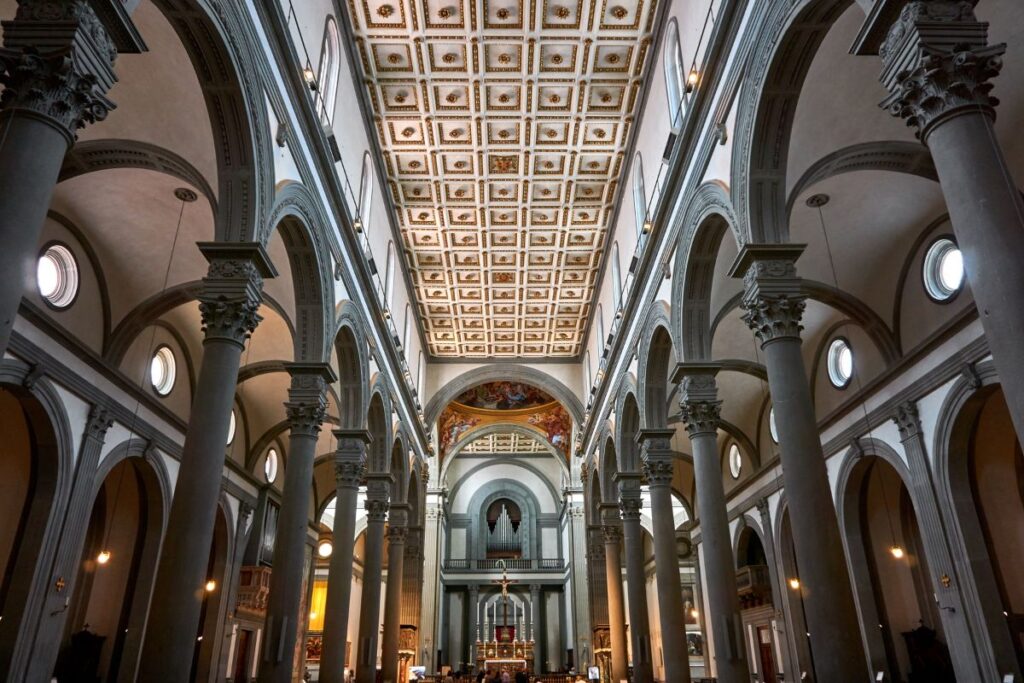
[601,514,628,682]
[467,585,480,667]
[878,3,1024,441]
[530,583,543,668]
[637,429,691,683]
[675,366,750,683]
[616,477,653,683]
[566,496,591,665]
[893,402,991,680]
[381,507,408,683]
[419,490,445,672]
[140,243,275,682]
[257,364,334,683]
[356,476,392,683]
[729,245,868,682]
[0,0,121,357]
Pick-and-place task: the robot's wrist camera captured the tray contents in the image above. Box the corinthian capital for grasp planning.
[675,365,722,438]
[601,525,622,545]
[0,0,120,144]
[197,243,277,347]
[365,497,390,523]
[728,245,807,346]
[879,1,1004,140]
[84,403,113,441]
[893,400,923,441]
[334,457,365,490]
[285,363,335,438]
[387,525,408,545]
[643,458,674,487]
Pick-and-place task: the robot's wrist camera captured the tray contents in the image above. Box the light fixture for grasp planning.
[889,545,905,559]
[383,308,391,320]
[303,66,317,90]
[685,68,699,93]
[97,550,112,565]
[310,611,318,621]
[642,219,653,235]
[690,609,698,620]
[788,578,800,590]
[205,579,217,593]
[317,539,334,558]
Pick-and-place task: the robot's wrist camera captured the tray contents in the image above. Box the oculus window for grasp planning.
[769,407,779,444]
[227,409,237,446]
[728,443,742,479]
[827,338,853,389]
[37,244,79,309]
[923,238,964,301]
[150,346,177,396]
[265,448,279,484]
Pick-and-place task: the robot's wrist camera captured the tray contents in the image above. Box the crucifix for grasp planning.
[491,560,518,639]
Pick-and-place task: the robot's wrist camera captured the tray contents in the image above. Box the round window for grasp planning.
[37,244,79,309]
[150,346,177,396]
[265,448,279,484]
[769,407,779,444]
[728,444,742,479]
[827,338,854,389]
[923,238,964,301]
[226,409,237,446]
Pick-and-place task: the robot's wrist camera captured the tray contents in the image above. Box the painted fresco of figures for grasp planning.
[439,407,481,454]
[527,406,571,454]
[456,381,554,410]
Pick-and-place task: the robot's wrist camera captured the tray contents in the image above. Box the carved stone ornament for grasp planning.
[285,399,327,437]
[755,496,770,519]
[740,294,806,345]
[618,494,643,521]
[601,525,622,545]
[893,400,923,440]
[84,404,113,440]
[365,497,390,522]
[199,295,262,345]
[879,1,1005,140]
[679,399,722,437]
[387,525,408,544]
[0,0,118,143]
[643,458,674,486]
[335,458,365,490]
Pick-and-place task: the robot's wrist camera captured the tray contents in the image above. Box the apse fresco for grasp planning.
[454,382,554,410]
[439,382,571,458]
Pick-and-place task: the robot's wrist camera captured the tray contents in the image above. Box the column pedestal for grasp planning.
[320,431,370,683]
[617,478,653,683]
[140,243,275,683]
[731,245,868,683]
[676,367,750,683]
[638,430,691,683]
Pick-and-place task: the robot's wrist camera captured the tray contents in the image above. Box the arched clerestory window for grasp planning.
[584,351,593,394]
[359,152,374,230]
[597,303,606,351]
[384,241,396,307]
[611,242,623,311]
[316,17,341,122]
[417,351,426,398]
[402,303,412,351]
[664,20,685,128]
[632,154,646,236]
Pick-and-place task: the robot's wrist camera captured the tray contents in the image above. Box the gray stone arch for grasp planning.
[424,364,584,426]
[440,422,570,485]
[447,458,563,524]
[599,432,620,506]
[389,429,411,504]
[834,437,920,678]
[731,512,768,571]
[771,493,816,679]
[462,478,544,561]
[265,181,335,363]
[366,380,394,474]
[613,376,642,474]
[334,301,371,431]
[730,0,853,243]
[151,0,275,243]
[59,138,217,208]
[0,360,76,680]
[636,303,675,430]
[931,360,1021,678]
[670,181,741,361]
[785,141,937,218]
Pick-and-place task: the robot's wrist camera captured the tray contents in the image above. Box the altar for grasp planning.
[474,569,535,673]
[484,658,527,672]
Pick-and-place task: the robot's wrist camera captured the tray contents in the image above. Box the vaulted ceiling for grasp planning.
[346,0,660,357]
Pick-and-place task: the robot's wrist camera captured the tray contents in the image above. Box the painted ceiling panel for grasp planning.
[346,0,660,357]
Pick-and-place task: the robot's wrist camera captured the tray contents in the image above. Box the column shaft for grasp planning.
[258,365,333,683]
[467,587,480,670]
[879,2,1024,441]
[381,524,407,683]
[140,245,272,682]
[0,1,116,357]
[642,452,690,683]
[602,525,628,682]
[356,482,390,683]
[618,485,653,683]
[320,436,368,683]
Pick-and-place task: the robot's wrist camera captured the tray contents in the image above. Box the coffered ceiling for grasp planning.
[346,0,660,357]
[461,431,548,453]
